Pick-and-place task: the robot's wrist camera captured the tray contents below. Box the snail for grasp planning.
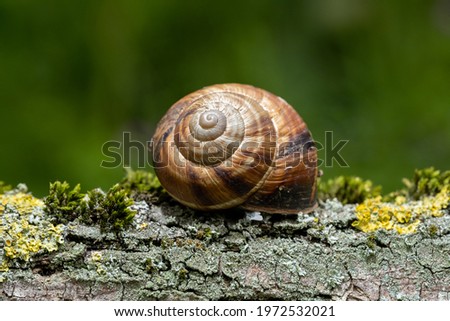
[151,84,318,214]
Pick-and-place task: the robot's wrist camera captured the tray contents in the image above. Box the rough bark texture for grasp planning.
[1,199,450,301]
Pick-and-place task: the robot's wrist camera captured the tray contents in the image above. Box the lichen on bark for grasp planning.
[1,196,449,300]
[1,168,450,300]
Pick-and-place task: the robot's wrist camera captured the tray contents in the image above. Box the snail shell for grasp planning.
[151,84,318,214]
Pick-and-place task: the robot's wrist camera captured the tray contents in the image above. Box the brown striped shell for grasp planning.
[151,84,318,214]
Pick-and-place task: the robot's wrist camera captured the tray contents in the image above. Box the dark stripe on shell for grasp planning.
[278,129,314,158]
[184,166,216,207]
[213,166,255,197]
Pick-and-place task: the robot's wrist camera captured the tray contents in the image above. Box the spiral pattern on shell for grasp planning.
[151,84,318,214]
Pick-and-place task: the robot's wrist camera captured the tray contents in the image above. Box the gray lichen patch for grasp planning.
[185,244,221,275]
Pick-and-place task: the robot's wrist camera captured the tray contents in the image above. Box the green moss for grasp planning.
[428,224,438,237]
[145,258,156,274]
[403,167,450,199]
[44,179,136,233]
[178,267,188,280]
[366,233,377,250]
[103,184,136,232]
[44,181,84,224]
[196,227,212,240]
[161,237,174,249]
[318,176,382,204]
[383,167,450,202]
[79,188,104,224]
[0,181,12,194]
[82,184,136,233]
[118,169,163,199]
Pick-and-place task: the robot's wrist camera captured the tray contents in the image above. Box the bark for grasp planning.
[1,199,450,301]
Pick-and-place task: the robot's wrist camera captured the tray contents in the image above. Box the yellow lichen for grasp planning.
[91,251,103,262]
[0,260,9,272]
[0,191,65,264]
[0,192,43,213]
[139,222,148,230]
[90,251,107,275]
[353,187,449,234]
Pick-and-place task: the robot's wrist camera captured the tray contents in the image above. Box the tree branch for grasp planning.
[2,199,450,300]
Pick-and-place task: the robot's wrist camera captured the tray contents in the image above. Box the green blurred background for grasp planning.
[1,0,450,197]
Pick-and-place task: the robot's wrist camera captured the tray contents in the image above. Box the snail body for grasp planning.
[151,84,318,214]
